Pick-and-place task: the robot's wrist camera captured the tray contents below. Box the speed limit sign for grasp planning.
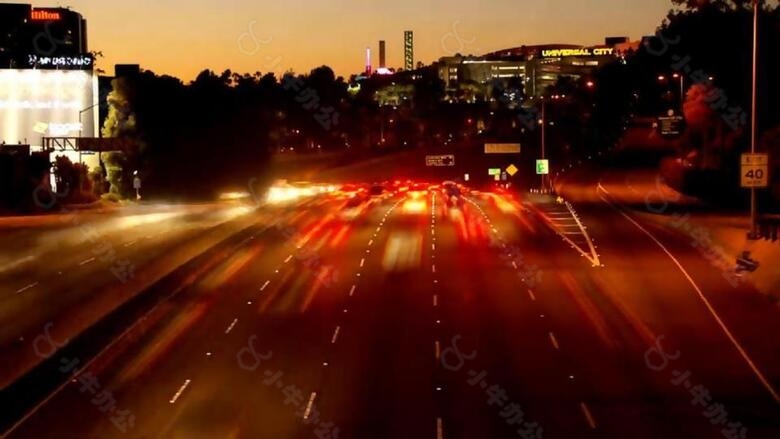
[741,153,769,188]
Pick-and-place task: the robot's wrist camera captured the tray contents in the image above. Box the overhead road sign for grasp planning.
[484,143,521,154]
[425,155,455,167]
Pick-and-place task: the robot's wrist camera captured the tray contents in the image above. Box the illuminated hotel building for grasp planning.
[0,3,98,159]
[1,3,88,67]
[438,39,630,99]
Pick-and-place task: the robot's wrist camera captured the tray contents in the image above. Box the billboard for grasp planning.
[0,70,98,149]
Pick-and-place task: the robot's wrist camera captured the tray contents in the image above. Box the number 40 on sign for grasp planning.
[741,153,769,188]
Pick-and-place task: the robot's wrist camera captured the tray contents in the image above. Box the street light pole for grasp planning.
[749,0,759,238]
[678,75,684,110]
[78,102,101,164]
[541,99,546,192]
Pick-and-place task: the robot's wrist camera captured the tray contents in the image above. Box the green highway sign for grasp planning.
[488,168,501,176]
[536,159,549,175]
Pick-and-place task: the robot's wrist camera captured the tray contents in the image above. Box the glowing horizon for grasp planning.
[55,0,671,81]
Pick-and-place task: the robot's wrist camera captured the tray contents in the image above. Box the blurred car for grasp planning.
[339,194,369,221]
[442,181,464,208]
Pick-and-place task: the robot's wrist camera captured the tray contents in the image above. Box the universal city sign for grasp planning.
[540,47,615,58]
[30,9,62,21]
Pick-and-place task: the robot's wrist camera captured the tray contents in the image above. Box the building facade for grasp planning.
[438,40,629,100]
[1,3,89,69]
[0,3,98,162]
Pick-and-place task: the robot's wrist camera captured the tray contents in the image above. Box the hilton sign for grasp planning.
[30,9,62,21]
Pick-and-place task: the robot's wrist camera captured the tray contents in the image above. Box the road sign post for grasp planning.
[741,153,769,189]
[536,159,549,176]
[742,153,768,239]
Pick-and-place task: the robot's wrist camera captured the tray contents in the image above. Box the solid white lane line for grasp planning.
[79,257,95,266]
[360,258,365,267]
[528,290,536,301]
[15,282,39,294]
[303,392,317,420]
[598,184,780,403]
[433,295,438,307]
[225,318,238,334]
[437,417,444,439]
[549,332,560,350]
[331,326,341,344]
[435,341,441,361]
[580,402,597,429]
[349,284,357,296]
[284,254,293,263]
[169,379,192,404]
[260,280,270,291]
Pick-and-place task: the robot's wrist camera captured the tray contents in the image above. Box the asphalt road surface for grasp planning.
[3,184,780,438]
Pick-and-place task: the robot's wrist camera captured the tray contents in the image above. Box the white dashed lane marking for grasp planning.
[225,318,238,334]
[349,285,356,297]
[169,379,192,404]
[549,332,560,350]
[580,402,597,429]
[331,326,341,344]
[15,282,38,295]
[260,280,270,291]
[79,257,95,266]
[303,393,317,420]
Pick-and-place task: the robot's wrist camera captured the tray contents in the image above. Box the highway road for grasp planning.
[2,182,780,438]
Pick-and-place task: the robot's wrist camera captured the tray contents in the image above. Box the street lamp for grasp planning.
[77,101,101,165]
[658,74,684,110]
[672,73,684,109]
[540,99,548,193]
[78,102,101,138]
